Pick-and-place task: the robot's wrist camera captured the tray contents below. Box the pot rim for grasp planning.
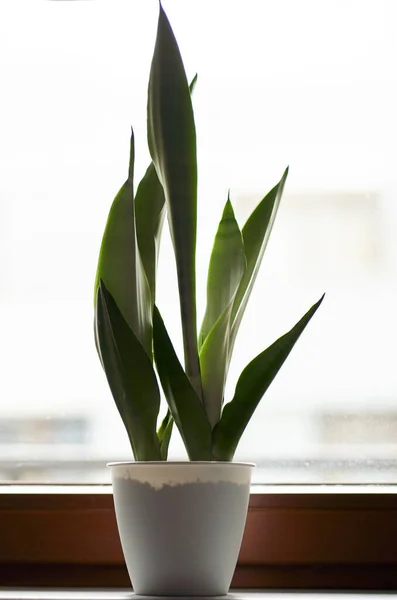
[107,460,255,468]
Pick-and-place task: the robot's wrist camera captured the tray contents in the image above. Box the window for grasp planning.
[1,0,396,484]
[0,0,396,588]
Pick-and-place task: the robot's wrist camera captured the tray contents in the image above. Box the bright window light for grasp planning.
[0,0,396,483]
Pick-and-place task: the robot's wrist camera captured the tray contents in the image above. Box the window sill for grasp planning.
[0,485,396,589]
[0,593,396,600]
[0,592,395,600]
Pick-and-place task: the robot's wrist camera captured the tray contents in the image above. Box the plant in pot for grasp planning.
[94,3,324,596]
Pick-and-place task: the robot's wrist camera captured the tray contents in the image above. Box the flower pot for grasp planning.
[109,461,254,596]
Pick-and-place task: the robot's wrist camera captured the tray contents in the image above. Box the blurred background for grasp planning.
[0,0,396,484]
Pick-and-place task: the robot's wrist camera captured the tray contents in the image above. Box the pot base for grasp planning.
[131,594,227,600]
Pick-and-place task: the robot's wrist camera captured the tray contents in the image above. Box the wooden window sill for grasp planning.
[0,592,395,599]
[0,485,396,589]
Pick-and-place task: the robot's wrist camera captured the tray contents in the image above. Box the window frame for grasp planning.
[0,487,396,589]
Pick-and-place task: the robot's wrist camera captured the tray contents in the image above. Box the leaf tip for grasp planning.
[128,129,135,182]
[222,193,235,220]
[97,277,104,298]
[96,278,110,312]
[280,166,289,185]
[158,1,171,30]
[190,73,198,94]
[312,292,326,314]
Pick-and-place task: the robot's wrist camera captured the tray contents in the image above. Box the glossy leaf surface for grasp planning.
[212,294,325,460]
[148,4,201,397]
[199,302,235,429]
[96,281,161,461]
[199,198,246,349]
[157,409,174,460]
[135,162,166,304]
[153,306,212,460]
[94,131,152,356]
[199,198,246,427]
[135,74,197,306]
[230,168,289,350]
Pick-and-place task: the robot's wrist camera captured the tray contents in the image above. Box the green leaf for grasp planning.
[135,74,198,306]
[199,197,246,349]
[157,409,174,461]
[147,72,199,455]
[189,73,198,95]
[148,4,201,398]
[212,294,325,461]
[135,162,166,304]
[230,168,289,351]
[198,197,246,427]
[153,305,212,461]
[199,302,235,429]
[94,130,152,357]
[96,281,161,461]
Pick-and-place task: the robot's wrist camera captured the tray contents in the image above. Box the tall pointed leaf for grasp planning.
[189,73,198,95]
[230,168,289,349]
[157,409,174,460]
[199,302,235,429]
[153,306,212,460]
[135,74,198,306]
[148,4,201,398]
[94,130,152,356]
[96,281,161,461]
[199,197,246,349]
[212,294,325,461]
[198,198,246,427]
[135,162,166,304]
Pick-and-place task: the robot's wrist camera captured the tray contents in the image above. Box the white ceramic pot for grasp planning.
[109,461,254,596]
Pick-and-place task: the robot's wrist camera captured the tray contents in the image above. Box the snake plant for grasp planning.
[94,3,324,461]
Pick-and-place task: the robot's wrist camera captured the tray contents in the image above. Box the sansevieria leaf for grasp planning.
[212,294,325,461]
[199,303,236,429]
[96,281,161,461]
[94,130,152,357]
[230,168,289,352]
[148,4,201,398]
[135,75,198,306]
[94,3,325,464]
[199,198,246,427]
[135,162,166,304]
[189,73,198,95]
[136,73,199,451]
[199,197,246,349]
[153,306,212,460]
[157,409,174,461]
